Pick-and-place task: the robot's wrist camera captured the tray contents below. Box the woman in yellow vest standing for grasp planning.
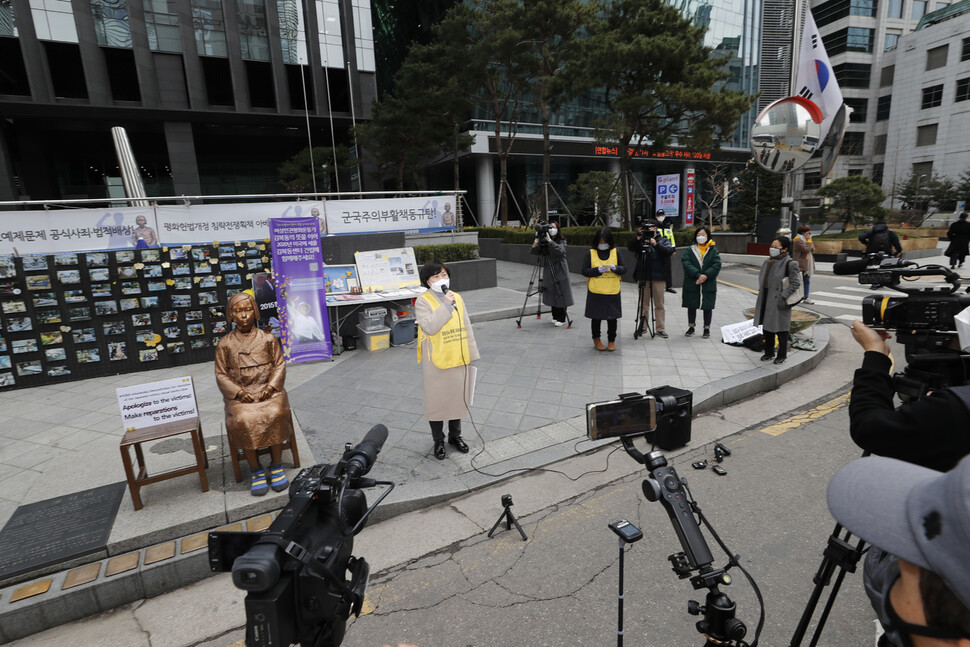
[415,261,480,460]
[582,228,627,351]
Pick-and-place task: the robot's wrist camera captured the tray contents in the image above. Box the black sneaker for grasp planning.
[657,330,668,339]
[665,288,676,294]
[685,326,695,337]
[702,327,710,339]
[773,356,787,365]
[761,353,774,361]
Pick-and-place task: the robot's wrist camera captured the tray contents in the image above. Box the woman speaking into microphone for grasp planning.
[415,261,480,460]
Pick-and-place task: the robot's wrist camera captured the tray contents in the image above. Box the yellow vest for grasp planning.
[417,291,471,369]
[587,248,620,295]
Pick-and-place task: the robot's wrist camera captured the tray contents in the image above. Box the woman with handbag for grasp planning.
[753,236,801,364]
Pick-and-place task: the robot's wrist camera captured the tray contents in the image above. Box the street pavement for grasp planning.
[0,255,833,642]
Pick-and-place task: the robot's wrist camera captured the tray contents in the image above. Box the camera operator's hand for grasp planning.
[648,237,657,246]
[851,320,892,356]
[531,239,538,248]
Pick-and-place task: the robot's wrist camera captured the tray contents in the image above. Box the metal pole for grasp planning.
[617,537,625,647]
[298,57,317,195]
[347,61,363,198]
[323,63,341,193]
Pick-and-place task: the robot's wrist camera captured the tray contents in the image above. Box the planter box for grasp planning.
[813,237,938,253]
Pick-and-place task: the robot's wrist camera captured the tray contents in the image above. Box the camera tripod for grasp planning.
[487,494,527,541]
[633,247,657,340]
[516,245,573,329]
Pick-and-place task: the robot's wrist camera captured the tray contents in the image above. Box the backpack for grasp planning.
[867,230,891,253]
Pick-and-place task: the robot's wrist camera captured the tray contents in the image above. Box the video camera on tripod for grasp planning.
[208,425,394,647]
[586,389,762,646]
[834,252,970,399]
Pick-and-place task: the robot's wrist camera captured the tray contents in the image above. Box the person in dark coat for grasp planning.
[753,236,800,365]
[859,221,902,257]
[945,212,970,269]
[680,225,721,339]
[626,219,674,338]
[582,228,627,351]
[530,222,575,325]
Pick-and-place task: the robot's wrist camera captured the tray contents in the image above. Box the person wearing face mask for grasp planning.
[415,261,480,460]
[530,221,575,326]
[583,227,627,351]
[654,210,678,294]
[753,236,800,364]
[680,225,721,339]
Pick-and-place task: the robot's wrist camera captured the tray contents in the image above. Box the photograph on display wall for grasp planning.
[194,262,211,274]
[74,328,96,343]
[76,349,100,363]
[161,310,178,323]
[45,347,66,362]
[115,250,135,263]
[40,331,63,345]
[135,330,155,343]
[173,277,191,290]
[120,298,139,311]
[103,320,125,335]
[2,301,26,314]
[131,313,151,327]
[212,320,227,333]
[54,254,77,266]
[164,326,180,339]
[7,317,32,332]
[37,309,61,324]
[86,253,109,267]
[198,276,217,288]
[218,245,235,258]
[190,339,208,350]
[168,248,187,260]
[33,293,58,307]
[169,342,185,354]
[140,296,160,308]
[171,263,190,276]
[225,273,241,286]
[109,342,127,361]
[208,306,224,319]
[17,360,42,376]
[171,295,192,308]
[63,290,86,303]
[0,256,15,277]
[185,309,202,321]
[191,248,210,261]
[95,300,118,316]
[141,250,160,263]
[143,265,163,278]
[0,371,15,384]
[88,268,110,282]
[68,307,91,321]
[118,266,137,279]
[12,339,39,354]
[47,366,70,377]
[23,257,48,271]
[121,282,141,295]
[220,261,238,272]
[91,284,112,297]
[0,337,5,352]
[0,356,10,369]
[147,281,166,292]
[198,291,217,305]
[187,323,205,336]
[139,349,158,362]
[27,275,52,290]
[0,281,18,295]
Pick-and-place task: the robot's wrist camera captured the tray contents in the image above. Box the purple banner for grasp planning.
[269,217,332,362]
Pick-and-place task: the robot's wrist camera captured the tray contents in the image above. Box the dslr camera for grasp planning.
[208,425,393,647]
[836,253,970,398]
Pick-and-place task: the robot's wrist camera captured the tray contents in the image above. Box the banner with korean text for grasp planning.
[269,217,333,363]
[323,195,457,235]
[156,201,324,245]
[0,206,155,255]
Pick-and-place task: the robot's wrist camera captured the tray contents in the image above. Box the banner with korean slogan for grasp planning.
[324,195,458,235]
[156,201,324,245]
[794,8,844,142]
[269,217,333,363]
[0,206,156,255]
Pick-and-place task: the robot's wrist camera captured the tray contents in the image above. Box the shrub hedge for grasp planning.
[467,226,697,247]
[412,243,480,264]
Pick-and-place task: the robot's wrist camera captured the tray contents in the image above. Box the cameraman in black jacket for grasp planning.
[848,320,970,646]
[627,219,674,338]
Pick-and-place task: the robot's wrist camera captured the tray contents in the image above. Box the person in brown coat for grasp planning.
[415,261,480,460]
[215,292,294,496]
[792,225,815,304]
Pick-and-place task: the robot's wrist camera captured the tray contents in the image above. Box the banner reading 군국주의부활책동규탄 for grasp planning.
[322,195,458,235]
[269,217,332,363]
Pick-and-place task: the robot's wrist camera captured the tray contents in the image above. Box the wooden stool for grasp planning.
[226,422,301,483]
[119,417,210,510]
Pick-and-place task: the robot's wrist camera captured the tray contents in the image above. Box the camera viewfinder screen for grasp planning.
[587,396,656,441]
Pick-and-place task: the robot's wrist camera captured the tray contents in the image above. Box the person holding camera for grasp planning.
[415,261,479,460]
[655,210,678,294]
[827,453,970,647]
[753,236,800,364]
[627,218,674,338]
[530,222,574,326]
[846,320,970,647]
[583,227,627,351]
[680,225,721,339]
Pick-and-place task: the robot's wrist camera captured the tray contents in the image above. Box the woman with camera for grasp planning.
[753,236,800,364]
[582,228,627,351]
[415,261,479,460]
[530,222,574,326]
[681,225,721,339]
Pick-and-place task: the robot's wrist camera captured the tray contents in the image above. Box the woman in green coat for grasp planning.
[681,225,722,339]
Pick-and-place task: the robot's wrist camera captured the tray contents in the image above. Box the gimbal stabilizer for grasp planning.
[621,437,761,647]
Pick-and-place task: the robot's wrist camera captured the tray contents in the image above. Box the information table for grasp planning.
[326,287,425,342]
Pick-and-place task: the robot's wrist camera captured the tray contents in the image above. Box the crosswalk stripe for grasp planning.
[811,291,869,301]
[835,286,898,295]
[800,299,864,309]
[836,314,859,321]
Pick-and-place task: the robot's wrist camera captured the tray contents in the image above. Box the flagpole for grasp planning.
[783,0,806,233]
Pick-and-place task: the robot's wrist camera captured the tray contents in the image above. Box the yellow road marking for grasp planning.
[719,279,759,295]
[760,392,850,436]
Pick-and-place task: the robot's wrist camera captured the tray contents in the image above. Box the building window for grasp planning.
[845,97,868,122]
[848,169,864,176]
[962,37,970,61]
[876,95,891,120]
[888,0,903,17]
[191,0,227,57]
[45,42,88,98]
[874,134,887,155]
[957,78,970,102]
[916,124,938,146]
[912,0,927,17]
[90,0,132,47]
[238,0,270,61]
[922,84,944,109]
[824,27,876,55]
[872,163,884,186]
[834,63,872,88]
[144,0,182,53]
[0,38,29,93]
[926,44,948,70]
[879,65,895,87]
[841,131,865,155]
[852,0,878,16]
[884,33,899,51]
[0,0,16,37]
[804,172,822,191]
[913,162,933,178]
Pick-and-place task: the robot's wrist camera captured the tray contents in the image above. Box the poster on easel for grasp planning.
[353,248,421,293]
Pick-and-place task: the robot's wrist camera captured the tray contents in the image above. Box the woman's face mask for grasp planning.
[696,235,708,245]
[549,228,558,237]
[597,243,610,251]
[769,247,781,258]
[430,277,450,293]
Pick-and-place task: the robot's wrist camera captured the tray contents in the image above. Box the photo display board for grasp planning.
[0,241,272,390]
[353,248,420,293]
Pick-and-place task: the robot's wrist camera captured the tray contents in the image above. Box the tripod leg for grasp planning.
[506,509,528,541]
[488,510,508,538]
[634,281,645,339]
[515,259,544,327]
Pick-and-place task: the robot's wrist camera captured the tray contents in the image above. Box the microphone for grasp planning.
[832,258,871,275]
[441,285,450,295]
[345,424,388,481]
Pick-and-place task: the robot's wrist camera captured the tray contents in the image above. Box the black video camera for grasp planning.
[834,253,970,398]
[208,425,394,647]
[534,221,553,237]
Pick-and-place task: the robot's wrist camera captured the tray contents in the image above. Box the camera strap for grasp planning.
[257,534,361,604]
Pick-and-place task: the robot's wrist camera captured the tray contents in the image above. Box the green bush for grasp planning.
[412,243,479,264]
[468,225,706,248]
